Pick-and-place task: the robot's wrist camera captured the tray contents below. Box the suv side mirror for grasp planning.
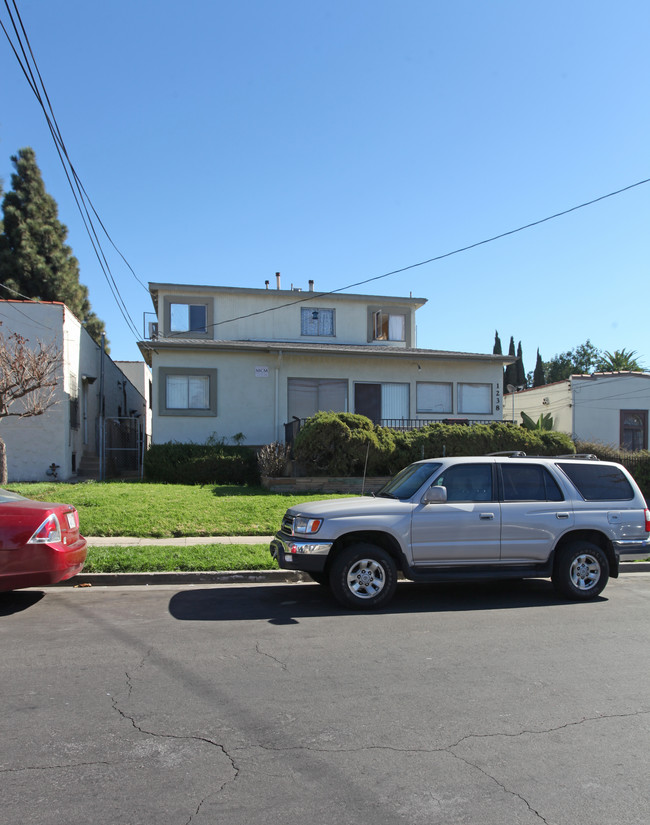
[422,485,447,504]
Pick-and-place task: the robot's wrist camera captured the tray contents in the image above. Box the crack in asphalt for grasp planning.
[255,642,288,670]
[248,708,650,825]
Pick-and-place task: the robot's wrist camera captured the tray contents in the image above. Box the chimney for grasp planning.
[265,280,270,290]
[275,272,281,290]
[308,280,314,292]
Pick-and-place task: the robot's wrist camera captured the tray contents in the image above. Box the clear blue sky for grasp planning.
[1,1,648,373]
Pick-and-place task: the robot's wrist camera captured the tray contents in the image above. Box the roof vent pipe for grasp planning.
[308,280,314,292]
[265,280,270,289]
[275,272,281,290]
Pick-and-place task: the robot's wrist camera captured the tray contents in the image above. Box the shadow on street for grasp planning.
[0,590,45,616]
[168,578,605,623]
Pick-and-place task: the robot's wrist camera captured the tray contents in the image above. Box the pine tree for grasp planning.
[0,147,106,346]
[533,349,545,386]
[493,330,502,355]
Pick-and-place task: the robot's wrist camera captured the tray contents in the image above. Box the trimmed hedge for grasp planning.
[293,412,575,477]
[144,442,260,485]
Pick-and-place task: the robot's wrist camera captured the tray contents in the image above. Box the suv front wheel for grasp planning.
[330,544,398,609]
[552,540,609,600]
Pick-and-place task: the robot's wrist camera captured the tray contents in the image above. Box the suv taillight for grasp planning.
[645,509,650,533]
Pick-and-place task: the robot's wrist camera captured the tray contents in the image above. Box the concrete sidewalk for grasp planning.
[86,535,273,546]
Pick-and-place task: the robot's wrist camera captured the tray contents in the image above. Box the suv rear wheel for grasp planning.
[330,544,398,609]
[552,540,609,600]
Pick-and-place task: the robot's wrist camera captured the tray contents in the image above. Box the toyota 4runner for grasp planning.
[270,454,650,609]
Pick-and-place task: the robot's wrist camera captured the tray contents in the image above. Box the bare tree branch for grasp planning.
[0,330,61,419]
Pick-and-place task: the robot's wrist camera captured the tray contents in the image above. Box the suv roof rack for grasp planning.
[555,453,600,460]
[487,451,527,457]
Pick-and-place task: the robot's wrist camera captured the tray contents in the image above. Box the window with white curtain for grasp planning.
[159,367,217,417]
[301,308,335,336]
[458,383,492,414]
[166,375,210,409]
[288,378,348,420]
[417,382,453,413]
[373,311,405,341]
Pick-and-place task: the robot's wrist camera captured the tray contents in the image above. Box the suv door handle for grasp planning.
[479,513,495,520]
[556,512,570,519]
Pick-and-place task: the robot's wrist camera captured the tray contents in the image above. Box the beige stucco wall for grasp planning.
[153,284,422,347]
[502,381,573,434]
[151,346,505,446]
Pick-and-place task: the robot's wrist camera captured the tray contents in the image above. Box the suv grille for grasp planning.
[281,514,294,535]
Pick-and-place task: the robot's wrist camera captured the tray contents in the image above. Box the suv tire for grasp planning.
[552,540,609,600]
[330,544,398,609]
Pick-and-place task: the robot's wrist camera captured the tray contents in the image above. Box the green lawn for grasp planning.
[6,481,345,538]
[83,543,276,573]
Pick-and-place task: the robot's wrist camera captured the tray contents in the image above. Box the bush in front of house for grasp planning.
[144,441,260,485]
[293,414,576,476]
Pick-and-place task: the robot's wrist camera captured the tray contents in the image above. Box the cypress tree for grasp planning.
[493,330,502,355]
[0,147,106,346]
[533,349,545,386]
[515,341,526,388]
[504,336,517,391]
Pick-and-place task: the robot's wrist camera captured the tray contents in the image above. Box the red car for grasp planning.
[0,489,87,591]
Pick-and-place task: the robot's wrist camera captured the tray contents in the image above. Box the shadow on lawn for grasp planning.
[168,578,605,624]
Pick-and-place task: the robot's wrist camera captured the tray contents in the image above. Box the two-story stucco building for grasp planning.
[138,278,514,447]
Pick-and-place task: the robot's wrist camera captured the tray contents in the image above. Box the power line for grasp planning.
[0,0,149,348]
[166,175,650,337]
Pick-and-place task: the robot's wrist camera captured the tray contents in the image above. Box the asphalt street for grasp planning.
[2,574,649,825]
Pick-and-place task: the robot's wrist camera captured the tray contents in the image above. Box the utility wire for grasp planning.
[0,0,148,347]
[165,175,650,337]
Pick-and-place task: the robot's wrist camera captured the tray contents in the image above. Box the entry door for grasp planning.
[411,463,501,564]
[355,384,381,423]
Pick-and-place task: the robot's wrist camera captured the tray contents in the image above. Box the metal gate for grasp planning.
[101,416,147,479]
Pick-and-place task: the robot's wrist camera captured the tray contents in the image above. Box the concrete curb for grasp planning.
[56,562,650,587]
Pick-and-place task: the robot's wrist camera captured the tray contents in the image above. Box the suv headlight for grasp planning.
[293,517,322,535]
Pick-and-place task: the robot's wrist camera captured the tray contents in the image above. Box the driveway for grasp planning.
[2,574,649,825]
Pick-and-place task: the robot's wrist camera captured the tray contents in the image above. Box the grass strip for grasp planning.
[6,482,346,538]
[83,544,278,573]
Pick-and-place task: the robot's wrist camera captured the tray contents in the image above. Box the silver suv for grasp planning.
[270,454,650,609]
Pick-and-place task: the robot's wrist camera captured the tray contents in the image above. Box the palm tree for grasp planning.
[597,349,644,372]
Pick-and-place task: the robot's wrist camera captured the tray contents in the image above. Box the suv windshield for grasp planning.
[377,462,441,500]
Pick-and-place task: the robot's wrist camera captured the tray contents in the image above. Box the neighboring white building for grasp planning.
[138,279,514,446]
[503,372,650,450]
[0,300,150,481]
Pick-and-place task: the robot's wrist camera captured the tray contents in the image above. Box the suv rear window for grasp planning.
[556,462,634,501]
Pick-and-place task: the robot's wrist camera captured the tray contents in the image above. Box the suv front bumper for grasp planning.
[270,534,332,573]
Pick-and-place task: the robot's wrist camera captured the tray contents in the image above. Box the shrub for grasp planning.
[144,441,259,485]
[293,414,576,476]
[257,442,292,477]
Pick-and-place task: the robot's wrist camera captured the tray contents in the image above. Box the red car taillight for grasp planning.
[645,509,650,533]
[28,514,62,544]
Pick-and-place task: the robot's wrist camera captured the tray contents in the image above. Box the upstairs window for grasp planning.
[162,296,212,339]
[373,311,405,342]
[170,303,207,335]
[301,308,335,337]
